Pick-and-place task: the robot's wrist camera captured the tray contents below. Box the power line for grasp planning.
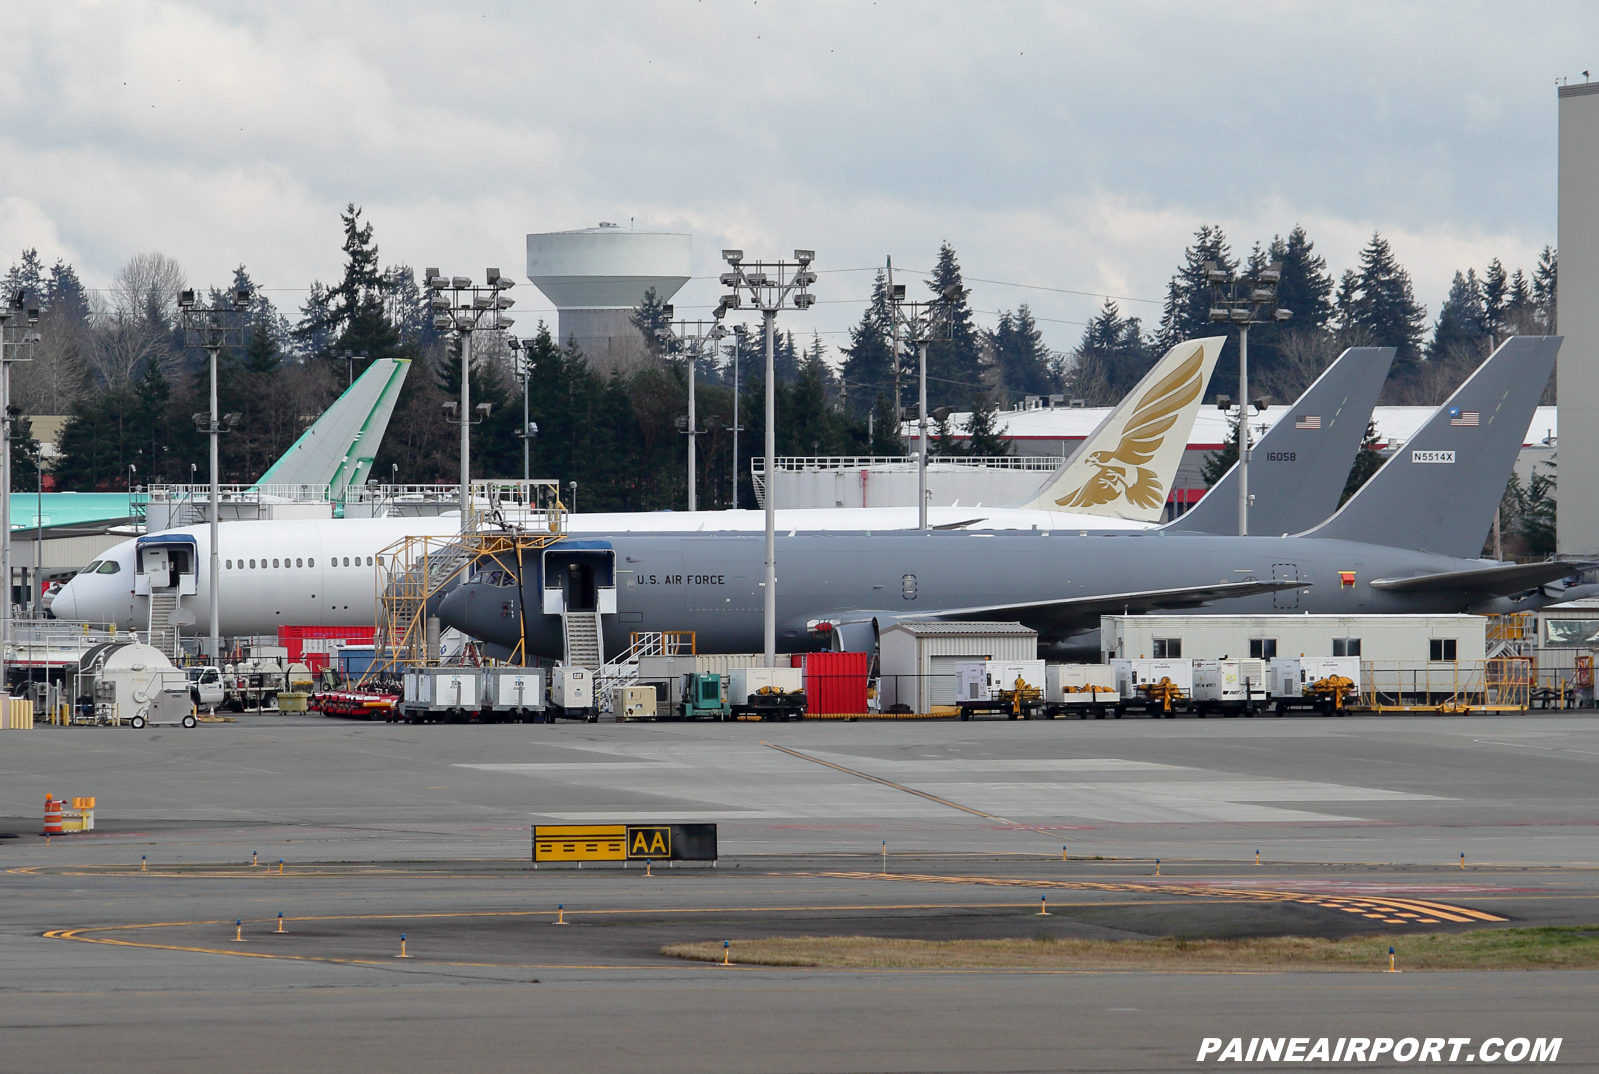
[692,265,1161,306]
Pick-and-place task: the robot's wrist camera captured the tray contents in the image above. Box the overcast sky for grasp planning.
[1,2,1591,355]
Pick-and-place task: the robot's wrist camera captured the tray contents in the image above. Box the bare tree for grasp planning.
[110,251,186,323]
[9,310,88,413]
[84,252,186,386]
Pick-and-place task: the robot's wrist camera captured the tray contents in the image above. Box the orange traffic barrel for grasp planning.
[42,795,62,836]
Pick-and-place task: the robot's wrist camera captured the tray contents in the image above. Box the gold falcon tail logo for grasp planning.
[1055,348,1205,510]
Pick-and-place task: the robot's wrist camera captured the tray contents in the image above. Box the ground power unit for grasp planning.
[954,659,1047,719]
[1111,659,1194,717]
[1191,659,1267,716]
[1269,657,1361,715]
[550,667,596,721]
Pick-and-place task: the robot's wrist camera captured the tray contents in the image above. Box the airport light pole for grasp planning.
[1207,261,1291,536]
[425,268,516,525]
[178,285,251,663]
[0,291,40,687]
[888,281,957,531]
[718,249,817,667]
[658,311,729,513]
[730,326,751,510]
[508,337,538,482]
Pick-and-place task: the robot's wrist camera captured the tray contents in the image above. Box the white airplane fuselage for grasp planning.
[52,516,462,635]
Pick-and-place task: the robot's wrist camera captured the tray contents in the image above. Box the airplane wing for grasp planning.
[906,579,1308,634]
[1370,560,1597,597]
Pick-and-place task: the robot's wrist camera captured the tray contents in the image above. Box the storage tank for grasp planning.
[525,225,691,370]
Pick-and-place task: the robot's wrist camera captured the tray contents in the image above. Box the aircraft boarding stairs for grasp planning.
[148,589,181,658]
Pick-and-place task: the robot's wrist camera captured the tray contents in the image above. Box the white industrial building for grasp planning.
[525,225,691,374]
[761,405,1557,513]
[1560,82,1599,553]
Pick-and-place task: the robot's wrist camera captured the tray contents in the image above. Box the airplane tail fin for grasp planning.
[1014,336,1224,520]
[1304,336,1559,557]
[255,357,411,493]
[1168,347,1394,535]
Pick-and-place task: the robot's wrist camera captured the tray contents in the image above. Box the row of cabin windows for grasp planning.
[222,555,380,570]
[1150,637,1457,660]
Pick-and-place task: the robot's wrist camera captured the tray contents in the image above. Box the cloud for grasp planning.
[0,1,1587,352]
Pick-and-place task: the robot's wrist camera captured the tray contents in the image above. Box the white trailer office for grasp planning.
[1100,614,1487,665]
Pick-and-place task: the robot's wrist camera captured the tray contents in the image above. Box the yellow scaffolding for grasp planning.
[1358,658,1530,713]
[369,481,568,678]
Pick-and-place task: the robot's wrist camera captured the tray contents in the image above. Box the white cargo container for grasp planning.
[481,668,545,718]
[727,666,806,720]
[1101,614,1486,664]
[1191,659,1266,713]
[550,666,593,718]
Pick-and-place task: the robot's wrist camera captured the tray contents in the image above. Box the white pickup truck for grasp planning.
[187,666,225,711]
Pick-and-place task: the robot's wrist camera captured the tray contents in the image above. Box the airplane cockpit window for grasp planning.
[84,560,102,572]
[96,561,121,574]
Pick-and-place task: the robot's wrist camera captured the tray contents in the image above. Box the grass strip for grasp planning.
[663,927,1599,972]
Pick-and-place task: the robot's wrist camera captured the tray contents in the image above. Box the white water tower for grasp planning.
[525,224,691,369]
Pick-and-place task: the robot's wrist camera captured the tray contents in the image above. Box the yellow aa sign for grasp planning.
[627,826,671,859]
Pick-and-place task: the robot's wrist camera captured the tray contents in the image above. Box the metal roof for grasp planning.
[883,620,1036,637]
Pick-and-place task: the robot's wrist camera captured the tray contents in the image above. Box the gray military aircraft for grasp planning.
[441,337,1582,661]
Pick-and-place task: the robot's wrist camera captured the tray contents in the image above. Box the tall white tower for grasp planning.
[525,225,692,370]
[1558,84,1599,552]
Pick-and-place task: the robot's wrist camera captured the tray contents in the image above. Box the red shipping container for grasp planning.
[278,625,377,664]
[791,651,870,714]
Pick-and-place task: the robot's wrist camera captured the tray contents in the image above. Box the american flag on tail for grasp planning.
[1450,407,1479,427]
[1294,415,1321,430]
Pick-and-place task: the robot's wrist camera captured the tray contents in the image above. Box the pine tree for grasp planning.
[1480,258,1508,342]
[1201,415,1240,487]
[1067,299,1151,405]
[630,286,673,358]
[1339,420,1385,506]
[922,242,983,408]
[840,270,895,415]
[1534,246,1558,332]
[987,304,1054,398]
[962,391,1010,456]
[1519,462,1557,556]
[1428,270,1486,362]
[869,393,902,455]
[1156,224,1235,354]
[1272,225,1334,332]
[1339,233,1428,367]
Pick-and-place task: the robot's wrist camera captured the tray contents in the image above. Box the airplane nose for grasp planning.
[51,583,78,620]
